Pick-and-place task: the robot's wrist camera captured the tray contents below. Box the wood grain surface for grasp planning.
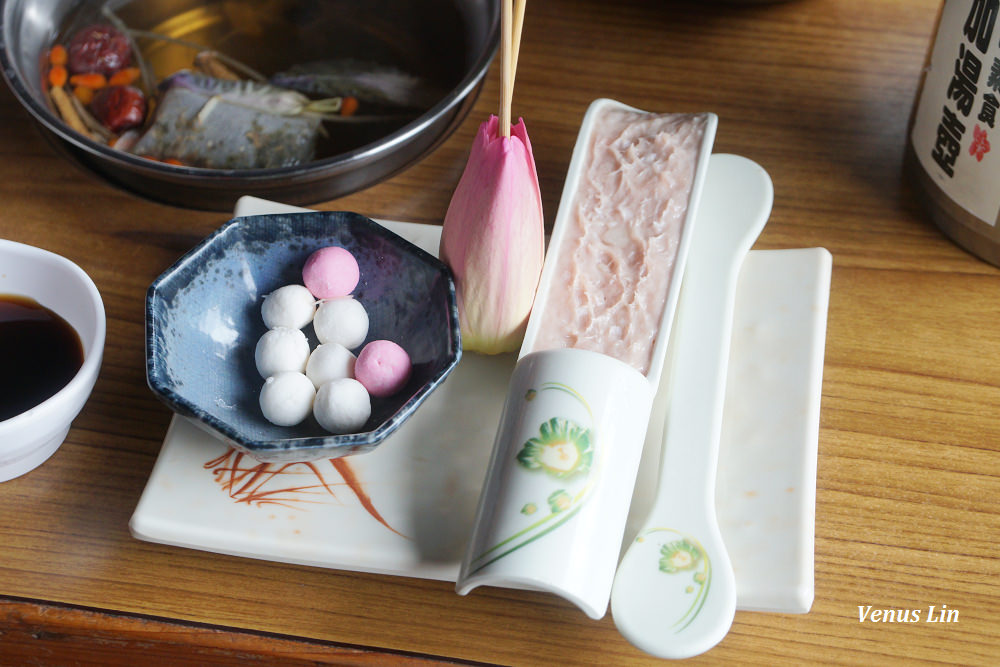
[1,0,998,664]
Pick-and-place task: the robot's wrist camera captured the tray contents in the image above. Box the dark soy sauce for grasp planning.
[0,295,84,422]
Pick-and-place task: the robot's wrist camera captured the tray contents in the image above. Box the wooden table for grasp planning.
[1,0,998,664]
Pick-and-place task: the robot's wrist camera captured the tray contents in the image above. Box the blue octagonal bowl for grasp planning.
[146,211,461,462]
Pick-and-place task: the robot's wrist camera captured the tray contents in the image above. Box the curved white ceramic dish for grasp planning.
[131,188,830,614]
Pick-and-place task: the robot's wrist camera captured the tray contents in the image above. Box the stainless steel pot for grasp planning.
[0,0,498,210]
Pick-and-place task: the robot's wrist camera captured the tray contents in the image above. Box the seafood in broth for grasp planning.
[270,59,445,110]
[124,71,325,169]
[41,2,452,170]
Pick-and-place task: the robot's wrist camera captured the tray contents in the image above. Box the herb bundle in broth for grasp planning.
[44,0,465,169]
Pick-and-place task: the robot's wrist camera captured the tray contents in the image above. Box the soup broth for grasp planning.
[53,0,469,164]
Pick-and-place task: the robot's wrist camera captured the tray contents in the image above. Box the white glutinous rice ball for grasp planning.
[261,284,316,329]
[313,378,371,434]
[255,327,310,379]
[259,371,316,426]
[306,342,357,387]
[313,297,369,349]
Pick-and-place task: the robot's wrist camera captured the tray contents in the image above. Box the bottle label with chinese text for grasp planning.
[911,0,1000,227]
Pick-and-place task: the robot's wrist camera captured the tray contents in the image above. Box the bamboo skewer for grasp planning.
[500,0,512,136]
[510,0,526,101]
[500,0,527,138]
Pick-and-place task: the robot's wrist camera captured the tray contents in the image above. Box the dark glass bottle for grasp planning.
[906,1,1000,266]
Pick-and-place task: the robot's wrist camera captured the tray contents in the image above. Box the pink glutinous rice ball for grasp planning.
[302,246,359,299]
[354,340,412,398]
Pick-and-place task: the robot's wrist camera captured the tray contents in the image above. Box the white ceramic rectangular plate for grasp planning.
[130,186,831,613]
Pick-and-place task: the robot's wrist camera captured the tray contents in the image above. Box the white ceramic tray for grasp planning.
[131,189,831,614]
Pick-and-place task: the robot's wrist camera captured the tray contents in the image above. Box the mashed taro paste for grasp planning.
[531,108,707,374]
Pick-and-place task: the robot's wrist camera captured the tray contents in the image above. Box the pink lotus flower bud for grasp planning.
[440,115,545,354]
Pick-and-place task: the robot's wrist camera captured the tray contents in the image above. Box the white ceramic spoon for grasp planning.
[610,154,773,659]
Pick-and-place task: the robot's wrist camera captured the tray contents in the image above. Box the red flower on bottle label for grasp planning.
[970,124,990,162]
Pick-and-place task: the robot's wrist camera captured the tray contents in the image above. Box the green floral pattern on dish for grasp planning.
[516,417,593,478]
[635,529,712,631]
[467,381,598,573]
[547,489,572,513]
[659,538,702,574]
